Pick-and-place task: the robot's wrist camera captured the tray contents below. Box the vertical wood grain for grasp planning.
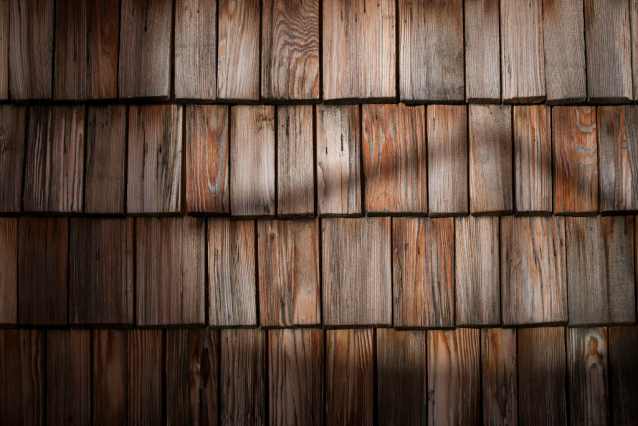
[609,326,638,425]
[481,328,517,426]
[87,0,120,99]
[54,0,87,100]
[0,218,17,324]
[0,0,7,99]
[128,330,163,426]
[0,105,27,213]
[93,330,127,426]
[316,104,362,216]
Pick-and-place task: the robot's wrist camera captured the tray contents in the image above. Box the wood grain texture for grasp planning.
[127,104,183,215]
[0,105,26,213]
[377,329,427,426]
[258,219,320,327]
[567,216,636,326]
[136,217,205,326]
[552,106,599,214]
[455,216,500,326]
[500,0,545,103]
[167,329,219,426]
[400,0,463,102]
[118,0,172,99]
[218,0,260,101]
[0,329,44,426]
[18,217,68,325]
[46,330,91,426]
[277,105,315,217]
[23,106,85,214]
[517,327,567,426]
[85,105,127,215]
[609,326,638,426]
[322,217,392,327]
[262,0,320,100]
[464,0,500,103]
[230,105,276,217]
[362,104,427,214]
[9,0,53,100]
[0,218,17,324]
[427,329,481,426]
[427,104,468,216]
[87,0,120,99]
[514,105,552,214]
[0,0,7,99]
[585,0,633,103]
[185,105,229,214]
[268,329,323,426]
[128,330,163,426]
[208,218,257,327]
[567,327,610,426]
[542,0,587,104]
[323,0,396,101]
[481,328,517,426]
[598,105,638,212]
[93,330,127,426]
[175,0,217,101]
[54,0,87,100]
[469,104,513,214]
[326,329,374,426]
[633,1,638,102]
[316,104,361,216]
[220,329,266,425]
[501,216,567,326]
[393,217,454,328]
[69,218,134,325]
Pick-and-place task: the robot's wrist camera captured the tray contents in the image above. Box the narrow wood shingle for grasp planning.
[93,330,127,426]
[609,326,638,425]
[128,330,163,426]
[87,0,120,99]
[481,328,518,426]
[0,218,17,324]
[0,0,7,100]
[0,105,26,214]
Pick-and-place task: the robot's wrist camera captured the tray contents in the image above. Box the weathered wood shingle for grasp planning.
[464,0,500,103]
[481,328,518,426]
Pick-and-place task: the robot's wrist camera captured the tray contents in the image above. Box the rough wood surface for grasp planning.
[208,218,257,327]
[118,0,172,99]
[316,104,361,216]
[23,106,85,214]
[585,0,633,103]
[543,0,586,104]
[567,327,609,426]
[18,217,68,325]
[400,0,464,102]
[167,329,219,426]
[230,106,276,217]
[87,0,120,99]
[455,216,500,326]
[598,105,638,212]
[609,326,638,425]
[136,217,205,326]
[501,216,567,326]
[218,0,260,101]
[220,329,266,425]
[46,330,91,426]
[277,105,315,217]
[185,105,229,214]
[0,329,44,426]
[514,105,552,213]
[258,219,320,327]
[377,329,427,426]
[326,329,374,426]
[128,330,163,426]
[517,327,567,426]
[323,0,396,101]
[362,104,427,214]
[393,217,454,328]
[469,105,513,214]
[500,0,545,103]
[567,216,636,326]
[0,218,17,324]
[69,218,134,325]
[0,105,26,213]
[127,104,183,215]
[553,106,599,214]
[262,0,320,100]
[481,328,518,426]
[85,105,127,214]
[175,0,217,101]
[427,329,481,426]
[268,329,323,426]
[9,0,53,100]
[427,104,468,216]
[0,0,7,99]
[93,330,127,426]
[322,217,392,327]
[54,0,87,100]
[464,0,500,103]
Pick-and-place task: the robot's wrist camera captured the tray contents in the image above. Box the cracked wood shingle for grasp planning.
[0,105,26,214]
[464,0,500,103]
